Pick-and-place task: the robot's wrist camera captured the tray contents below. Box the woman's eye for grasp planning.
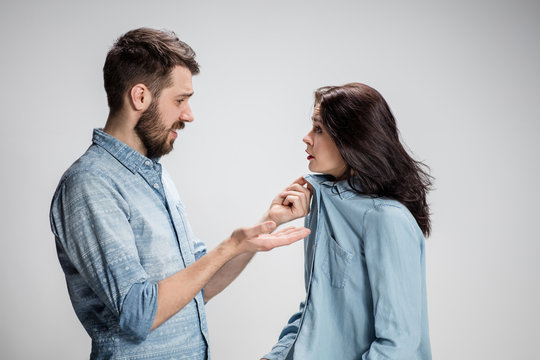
[314,126,323,134]
[176,99,184,104]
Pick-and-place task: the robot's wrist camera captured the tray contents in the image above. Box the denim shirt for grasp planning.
[263,174,431,360]
[50,129,209,360]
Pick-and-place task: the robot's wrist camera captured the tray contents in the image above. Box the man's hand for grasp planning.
[227,221,310,254]
[154,221,309,329]
[263,177,312,226]
[202,221,310,303]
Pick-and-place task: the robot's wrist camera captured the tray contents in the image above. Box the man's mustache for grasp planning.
[171,121,185,131]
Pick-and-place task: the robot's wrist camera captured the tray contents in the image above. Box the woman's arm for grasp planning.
[261,301,306,360]
[362,204,425,359]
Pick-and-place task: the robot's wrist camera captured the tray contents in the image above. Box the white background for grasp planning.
[1,0,539,359]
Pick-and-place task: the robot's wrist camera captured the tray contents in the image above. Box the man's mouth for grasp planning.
[170,123,184,139]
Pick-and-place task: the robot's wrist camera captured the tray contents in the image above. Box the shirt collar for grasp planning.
[92,128,158,174]
[304,173,361,199]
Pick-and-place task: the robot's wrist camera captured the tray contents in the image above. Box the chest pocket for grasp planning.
[320,225,354,289]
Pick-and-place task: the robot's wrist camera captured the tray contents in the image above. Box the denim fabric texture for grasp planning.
[263,174,432,360]
[50,129,209,360]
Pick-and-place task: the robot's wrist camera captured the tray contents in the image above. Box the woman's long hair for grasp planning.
[315,83,433,236]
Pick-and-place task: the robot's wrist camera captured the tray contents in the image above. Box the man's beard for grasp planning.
[134,100,184,159]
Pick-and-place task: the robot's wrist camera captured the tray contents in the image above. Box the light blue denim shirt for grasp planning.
[263,174,431,360]
[50,129,209,360]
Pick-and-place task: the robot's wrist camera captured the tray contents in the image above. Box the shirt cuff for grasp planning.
[119,282,158,341]
[262,344,292,360]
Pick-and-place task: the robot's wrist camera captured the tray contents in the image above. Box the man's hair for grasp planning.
[103,27,200,115]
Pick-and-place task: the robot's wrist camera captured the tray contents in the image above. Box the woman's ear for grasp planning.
[129,84,153,111]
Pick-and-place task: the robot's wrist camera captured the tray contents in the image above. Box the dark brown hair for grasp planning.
[103,27,200,115]
[315,83,433,236]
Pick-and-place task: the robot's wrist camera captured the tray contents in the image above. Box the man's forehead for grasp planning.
[170,66,193,86]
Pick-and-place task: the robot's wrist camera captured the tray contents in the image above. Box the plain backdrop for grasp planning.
[1,0,539,359]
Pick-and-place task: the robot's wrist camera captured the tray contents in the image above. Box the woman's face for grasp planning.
[303,105,347,178]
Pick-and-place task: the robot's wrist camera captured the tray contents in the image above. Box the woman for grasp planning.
[262,83,433,359]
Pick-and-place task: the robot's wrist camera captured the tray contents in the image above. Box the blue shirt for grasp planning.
[50,129,209,360]
[264,174,431,360]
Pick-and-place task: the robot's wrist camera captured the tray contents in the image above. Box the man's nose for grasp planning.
[180,104,194,122]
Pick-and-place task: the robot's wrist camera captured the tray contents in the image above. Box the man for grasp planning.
[49,28,311,360]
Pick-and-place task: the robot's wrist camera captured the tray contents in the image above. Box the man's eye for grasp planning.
[176,99,184,104]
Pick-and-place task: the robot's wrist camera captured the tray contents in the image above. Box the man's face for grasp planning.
[135,65,194,158]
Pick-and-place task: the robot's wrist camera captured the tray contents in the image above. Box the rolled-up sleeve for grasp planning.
[361,204,423,359]
[119,282,158,340]
[192,236,207,261]
[51,170,157,340]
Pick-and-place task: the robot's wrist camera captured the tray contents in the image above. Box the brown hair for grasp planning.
[103,27,200,115]
[315,83,433,236]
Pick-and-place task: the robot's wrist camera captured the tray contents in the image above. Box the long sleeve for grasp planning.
[50,170,158,341]
[262,301,305,360]
[361,204,424,359]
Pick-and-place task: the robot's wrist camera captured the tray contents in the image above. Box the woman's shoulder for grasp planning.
[362,198,422,237]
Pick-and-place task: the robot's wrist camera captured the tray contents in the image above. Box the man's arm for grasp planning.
[152,222,310,330]
[52,171,310,336]
[201,177,312,303]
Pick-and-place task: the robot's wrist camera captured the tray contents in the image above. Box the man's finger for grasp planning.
[280,190,305,202]
[286,184,311,196]
[260,228,311,250]
[244,221,276,238]
[270,228,311,247]
[271,226,297,235]
[285,186,311,207]
[282,194,299,207]
[292,176,307,186]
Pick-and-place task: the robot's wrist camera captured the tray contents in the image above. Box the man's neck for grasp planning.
[104,111,147,157]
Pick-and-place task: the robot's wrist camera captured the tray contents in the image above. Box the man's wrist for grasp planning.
[261,210,280,227]
[217,237,242,260]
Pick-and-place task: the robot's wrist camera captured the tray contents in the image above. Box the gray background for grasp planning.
[1,0,539,359]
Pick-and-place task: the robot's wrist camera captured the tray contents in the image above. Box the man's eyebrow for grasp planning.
[177,92,194,97]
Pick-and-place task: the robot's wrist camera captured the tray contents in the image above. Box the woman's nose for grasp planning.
[303,132,313,145]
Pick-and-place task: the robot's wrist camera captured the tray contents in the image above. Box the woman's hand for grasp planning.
[263,177,312,226]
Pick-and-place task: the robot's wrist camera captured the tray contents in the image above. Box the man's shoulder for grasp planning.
[57,144,126,191]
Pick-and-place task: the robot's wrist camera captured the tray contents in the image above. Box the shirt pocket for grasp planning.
[320,231,354,289]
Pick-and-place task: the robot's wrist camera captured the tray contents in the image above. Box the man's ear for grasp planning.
[129,84,153,111]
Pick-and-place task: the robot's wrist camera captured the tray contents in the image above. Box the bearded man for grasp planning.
[49,28,311,360]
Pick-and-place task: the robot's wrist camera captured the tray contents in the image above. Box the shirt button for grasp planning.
[153,183,159,189]
[144,160,151,166]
